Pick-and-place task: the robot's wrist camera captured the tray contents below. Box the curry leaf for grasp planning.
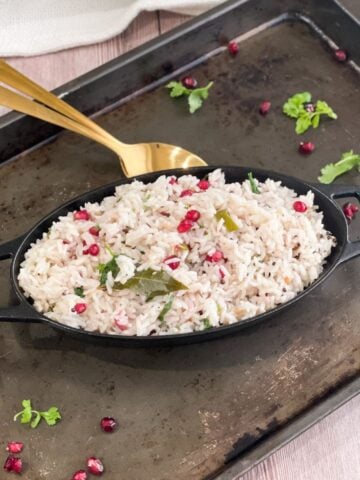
[215,210,239,232]
[98,257,119,286]
[157,296,174,325]
[113,268,188,301]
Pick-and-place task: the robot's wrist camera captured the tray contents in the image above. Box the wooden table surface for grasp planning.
[3,10,360,480]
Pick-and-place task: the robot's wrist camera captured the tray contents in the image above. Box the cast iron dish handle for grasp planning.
[315,183,360,263]
[0,236,42,322]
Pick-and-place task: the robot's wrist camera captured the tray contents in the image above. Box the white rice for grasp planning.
[18,169,336,336]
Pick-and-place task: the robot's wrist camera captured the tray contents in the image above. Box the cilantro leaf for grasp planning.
[113,268,188,301]
[166,81,188,98]
[188,82,213,114]
[295,114,312,134]
[248,172,260,194]
[157,296,174,325]
[166,80,213,113]
[13,399,33,424]
[201,318,212,329]
[98,257,119,286]
[74,287,85,298]
[14,400,62,429]
[283,92,337,134]
[283,92,311,118]
[40,407,62,426]
[318,151,360,184]
[316,100,337,119]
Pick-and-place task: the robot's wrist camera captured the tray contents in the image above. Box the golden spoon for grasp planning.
[0,60,207,177]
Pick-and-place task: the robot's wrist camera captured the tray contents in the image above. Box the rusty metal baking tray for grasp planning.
[0,0,359,479]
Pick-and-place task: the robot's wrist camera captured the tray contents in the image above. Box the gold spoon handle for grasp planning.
[0,84,128,161]
[0,59,117,143]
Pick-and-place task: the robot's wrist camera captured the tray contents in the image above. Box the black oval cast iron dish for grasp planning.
[0,166,359,346]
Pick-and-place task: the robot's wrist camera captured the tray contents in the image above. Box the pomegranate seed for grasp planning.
[87,457,104,476]
[177,219,194,233]
[6,442,24,454]
[169,177,178,185]
[72,303,87,314]
[259,100,271,115]
[72,470,88,480]
[3,456,22,473]
[163,255,181,270]
[89,226,100,236]
[100,416,117,433]
[206,250,224,262]
[343,205,353,220]
[344,202,359,214]
[298,142,315,155]
[334,49,347,62]
[62,239,70,245]
[185,210,201,222]
[74,210,90,221]
[197,179,210,190]
[219,268,225,280]
[115,320,128,331]
[181,76,198,89]
[303,102,316,113]
[88,244,100,256]
[293,201,308,213]
[228,41,239,56]
[180,189,193,197]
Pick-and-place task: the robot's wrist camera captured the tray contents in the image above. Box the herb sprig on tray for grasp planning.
[166,81,214,113]
[318,150,360,184]
[283,92,337,134]
[14,400,61,429]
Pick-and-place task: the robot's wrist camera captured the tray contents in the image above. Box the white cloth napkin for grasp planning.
[0,0,225,57]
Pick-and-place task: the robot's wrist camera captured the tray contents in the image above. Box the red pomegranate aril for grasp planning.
[74,210,90,221]
[343,205,354,220]
[259,100,271,115]
[169,177,178,185]
[293,201,308,213]
[72,303,87,314]
[180,189,193,197]
[87,457,104,476]
[177,219,194,233]
[343,202,359,214]
[6,442,24,454]
[303,102,316,113]
[334,49,347,62]
[185,210,201,222]
[115,320,128,331]
[163,255,181,270]
[88,244,100,256]
[228,41,239,55]
[181,76,198,89]
[100,416,117,433]
[3,456,22,474]
[89,226,100,236]
[72,470,88,480]
[206,250,224,262]
[197,179,210,190]
[298,142,315,155]
[219,268,225,280]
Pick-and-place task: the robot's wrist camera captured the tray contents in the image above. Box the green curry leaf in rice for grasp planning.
[113,268,188,301]
[215,209,239,232]
[157,295,174,325]
[201,318,212,329]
